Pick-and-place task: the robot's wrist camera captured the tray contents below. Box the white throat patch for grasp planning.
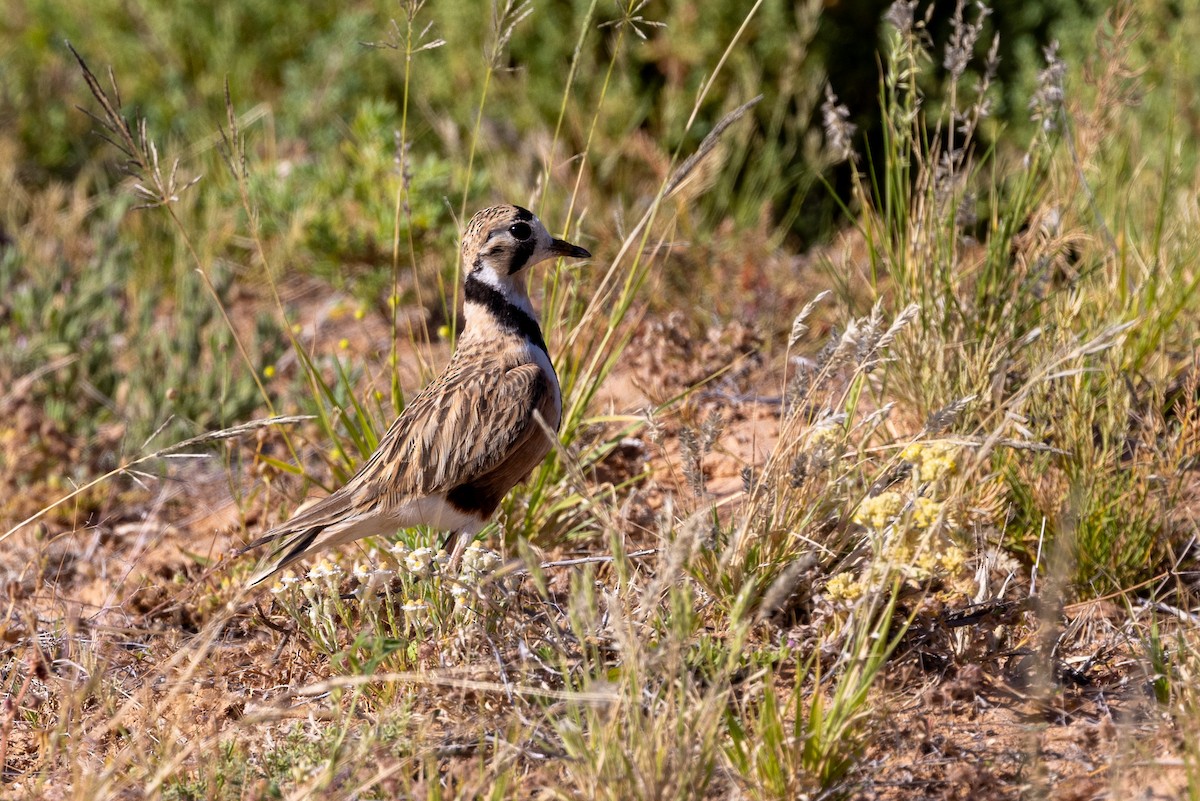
[469,263,536,319]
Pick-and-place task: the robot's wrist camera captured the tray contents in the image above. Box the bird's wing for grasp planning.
[241,360,555,584]
[353,359,554,504]
[440,367,561,508]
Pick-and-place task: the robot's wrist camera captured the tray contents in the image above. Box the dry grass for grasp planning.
[5,1,1200,799]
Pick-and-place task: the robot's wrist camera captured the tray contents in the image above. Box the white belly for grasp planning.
[398,494,486,535]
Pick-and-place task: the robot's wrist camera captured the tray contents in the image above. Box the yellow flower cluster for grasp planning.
[824,534,970,608]
[852,491,905,530]
[901,441,959,483]
[854,493,948,532]
[909,496,944,529]
[835,474,968,605]
[822,441,974,608]
[806,420,844,450]
[914,543,966,576]
[825,572,865,601]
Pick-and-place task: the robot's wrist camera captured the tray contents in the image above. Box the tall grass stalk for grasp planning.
[506,5,768,543]
[68,45,304,469]
[381,1,447,410]
[446,0,533,347]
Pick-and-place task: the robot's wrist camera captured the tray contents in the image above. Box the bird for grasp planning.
[241,204,590,586]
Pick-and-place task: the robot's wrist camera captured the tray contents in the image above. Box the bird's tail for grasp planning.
[241,508,390,588]
[241,525,327,587]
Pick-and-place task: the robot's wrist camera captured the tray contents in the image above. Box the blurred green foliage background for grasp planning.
[0,0,1174,460]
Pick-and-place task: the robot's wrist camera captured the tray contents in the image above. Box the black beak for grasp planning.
[549,238,591,259]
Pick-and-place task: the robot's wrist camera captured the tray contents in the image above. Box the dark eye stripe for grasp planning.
[508,237,537,274]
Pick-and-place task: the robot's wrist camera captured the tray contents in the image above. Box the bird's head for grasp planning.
[461,205,590,285]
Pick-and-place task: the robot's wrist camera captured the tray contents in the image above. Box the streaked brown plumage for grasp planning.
[242,204,589,586]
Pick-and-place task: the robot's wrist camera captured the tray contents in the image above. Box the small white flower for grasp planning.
[461,541,502,578]
[307,559,342,581]
[367,568,395,593]
[477,550,502,575]
[401,599,429,622]
[404,547,435,577]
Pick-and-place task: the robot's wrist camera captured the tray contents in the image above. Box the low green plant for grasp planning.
[724,592,903,797]
[822,1,1200,599]
[0,208,285,466]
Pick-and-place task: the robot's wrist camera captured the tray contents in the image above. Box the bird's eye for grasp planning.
[509,222,533,241]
